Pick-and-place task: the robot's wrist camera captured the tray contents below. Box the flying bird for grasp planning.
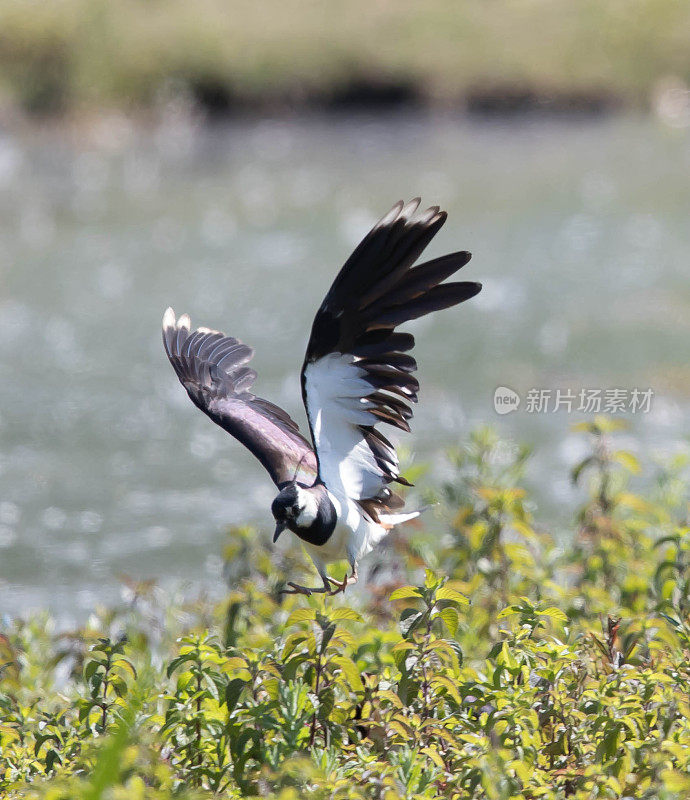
[162,199,481,595]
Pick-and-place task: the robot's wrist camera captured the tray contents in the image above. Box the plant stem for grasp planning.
[101,650,111,732]
[310,642,323,747]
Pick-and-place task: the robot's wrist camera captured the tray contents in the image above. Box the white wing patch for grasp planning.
[303,353,400,501]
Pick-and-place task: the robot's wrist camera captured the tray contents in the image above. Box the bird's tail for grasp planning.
[378,504,433,528]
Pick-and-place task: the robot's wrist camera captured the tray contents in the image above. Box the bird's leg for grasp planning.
[326,575,345,594]
[280,578,331,596]
[327,563,358,595]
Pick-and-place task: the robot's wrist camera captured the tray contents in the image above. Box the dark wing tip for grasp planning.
[375,198,447,232]
[162,307,256,396]
[430,279,483,307]
[466,281,482,297]
[163,307,317,488]
[376,200,406,229]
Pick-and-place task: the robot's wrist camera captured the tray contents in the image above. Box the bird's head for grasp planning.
[271,483,318,542]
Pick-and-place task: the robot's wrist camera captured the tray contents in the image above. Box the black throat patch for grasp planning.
[290,485,337,547]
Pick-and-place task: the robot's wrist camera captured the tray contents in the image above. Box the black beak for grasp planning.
[273,520,287,543]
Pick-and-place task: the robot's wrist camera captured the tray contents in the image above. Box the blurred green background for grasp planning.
[1,0,690,618]
[1,0,690,116]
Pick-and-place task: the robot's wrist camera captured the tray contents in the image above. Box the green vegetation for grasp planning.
[1,0,689,115]
[4,417,690,798]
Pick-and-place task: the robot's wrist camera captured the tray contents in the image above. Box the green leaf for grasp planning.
[330,607,363,622]
[84,660,103,683]
[391,641,416,671]
[317,687,335,720]
[286,608,316,625]
[116,658,138,679]
[377,689,403,708]
[430,675,462,705]
[424,569,440,590]
[437,606,459,637]
[388,718,413,740]
[613,450,641,474]
[435,586,470,605]
[389,586,423,601]
[571,455,595,485]
[222,656,249,672]
[166,653,198,678]
[333,656,364,692]
[110,676,128,698]
[538,607,568,623]
[319,622,336,652]
[400,610,424,637]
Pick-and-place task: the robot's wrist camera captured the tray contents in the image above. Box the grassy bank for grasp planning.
[1,0,689,117]
[3,418,690,798]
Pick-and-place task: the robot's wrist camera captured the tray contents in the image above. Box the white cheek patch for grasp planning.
[295,487,319,527]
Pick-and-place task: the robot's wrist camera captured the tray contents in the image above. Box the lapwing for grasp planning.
[162,199,481,595]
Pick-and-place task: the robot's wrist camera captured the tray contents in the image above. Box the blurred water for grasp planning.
[1,113,689,618]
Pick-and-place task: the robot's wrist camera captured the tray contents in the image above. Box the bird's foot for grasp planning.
[327,575,347,595]
[327,566,358,595]
[280,581,329,596]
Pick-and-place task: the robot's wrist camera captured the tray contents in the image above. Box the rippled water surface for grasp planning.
[1,113,689,617]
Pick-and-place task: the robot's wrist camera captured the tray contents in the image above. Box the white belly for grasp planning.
[301,489,389,570]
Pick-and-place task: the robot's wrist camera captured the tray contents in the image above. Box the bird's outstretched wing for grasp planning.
[163,308,318,488]
[301,198,481,511]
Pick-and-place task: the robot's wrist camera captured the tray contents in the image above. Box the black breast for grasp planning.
[291,485,337,547]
